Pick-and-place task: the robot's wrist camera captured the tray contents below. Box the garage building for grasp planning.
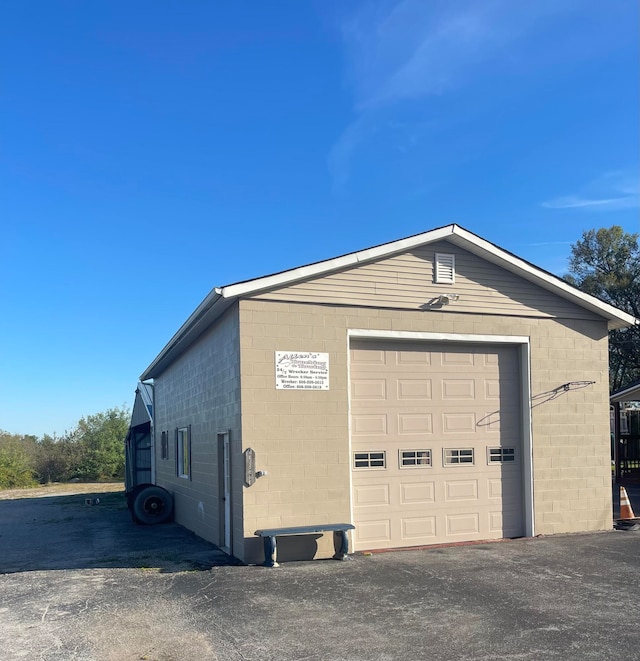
[130,224,636,564]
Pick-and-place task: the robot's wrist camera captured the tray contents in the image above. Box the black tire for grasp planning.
[133,486,173,525]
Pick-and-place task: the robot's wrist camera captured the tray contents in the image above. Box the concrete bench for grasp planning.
[255,523,355,567]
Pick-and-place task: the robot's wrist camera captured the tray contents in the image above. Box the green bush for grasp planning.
[0,405,129,489]
[0,438,38,488]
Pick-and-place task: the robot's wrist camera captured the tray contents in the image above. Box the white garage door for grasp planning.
[350,340,523,551]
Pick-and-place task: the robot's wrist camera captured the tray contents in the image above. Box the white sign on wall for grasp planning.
[275,351,330,390]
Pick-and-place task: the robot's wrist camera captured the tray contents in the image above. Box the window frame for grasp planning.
[353,450,386,470]
[487,447,516,464]
[176,426,192,479]
[399,449,432,469]
[443,448,474,466]
[160,431,169,460]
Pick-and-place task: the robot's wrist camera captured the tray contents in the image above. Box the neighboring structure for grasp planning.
[130,224,636,564]
[125,382,154,493]
[611,380,640,483]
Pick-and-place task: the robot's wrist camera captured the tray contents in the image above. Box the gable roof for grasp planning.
[141,224,637,380]
[128,381,153,428]
[611,379,640,404]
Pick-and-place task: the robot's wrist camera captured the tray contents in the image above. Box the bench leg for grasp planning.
[333,530,351,561]
[262,535,279,568]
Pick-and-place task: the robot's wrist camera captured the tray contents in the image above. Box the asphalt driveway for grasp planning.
[1,486,639,661]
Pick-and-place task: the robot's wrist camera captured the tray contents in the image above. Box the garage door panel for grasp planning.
[401,516,436,539]
[351,340,524,551]
[355,519,391,545]
[489,511,504,531]
[352,414,388,435]
[397,350,431,365]
[484,380,501,399]
[487,478,503,499]
[400,481,435,504]
[397,379,432,400]
[352,379,387,400]
[442,379,476,399]
[442,351,475,366]
[353,483,390,507]
[442,412,476,432]
[489,476,521,499]
[445,479,479,501]
[446,512,480,535]
[352,349,386,365]
[397,413,433,434]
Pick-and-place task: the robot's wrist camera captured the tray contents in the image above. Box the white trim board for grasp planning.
[348,329,531,344]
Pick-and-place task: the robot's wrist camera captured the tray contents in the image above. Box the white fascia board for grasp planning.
[140,290,225,380]
[448,227,637,330]
[218,225,457,299]
[137,382,153,412]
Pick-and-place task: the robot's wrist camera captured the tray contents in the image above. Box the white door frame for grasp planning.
[347,329,534,539]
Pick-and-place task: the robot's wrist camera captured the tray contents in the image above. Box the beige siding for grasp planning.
[239,299,611,564]
[153,305,245,559]
[250,241,600,322]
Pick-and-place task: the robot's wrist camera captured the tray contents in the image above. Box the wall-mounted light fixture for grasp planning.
[437,293,460,305]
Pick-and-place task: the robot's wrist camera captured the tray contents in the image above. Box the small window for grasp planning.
[176,426,191,479]
[400,449,432,468]
[488,447,515,463]
[161,431,168,460]
[353,451,386,469]
[435,253,455,284]
[444,448,474,465]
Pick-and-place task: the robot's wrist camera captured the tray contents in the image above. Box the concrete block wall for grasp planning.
[239,299,611,564]
[153,306,245,558]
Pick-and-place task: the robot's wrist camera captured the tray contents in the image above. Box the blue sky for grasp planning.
[1,1,638,437]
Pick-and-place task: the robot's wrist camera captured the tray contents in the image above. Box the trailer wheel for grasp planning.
[133,486,173,525]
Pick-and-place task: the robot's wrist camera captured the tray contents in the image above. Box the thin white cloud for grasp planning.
[329,0,581,187]
[340,0,576,111]
[542,196,634,209]
[542,172,639,211]
[328,114,378,189]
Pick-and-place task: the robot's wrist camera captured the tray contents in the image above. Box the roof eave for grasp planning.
[611,380,640,403]
[140,290,231,380]
[444,227,637,331]
[140,223,637,379]
[219,224,457,299]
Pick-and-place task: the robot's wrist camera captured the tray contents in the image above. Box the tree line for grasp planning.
[564,225,639,392]
[0,406,129,489]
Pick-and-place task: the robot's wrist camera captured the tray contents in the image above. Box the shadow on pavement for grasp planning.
[0,490,237,574]
[3,485,638,575]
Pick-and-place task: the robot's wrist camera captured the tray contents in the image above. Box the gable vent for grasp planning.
[435,253,455,284]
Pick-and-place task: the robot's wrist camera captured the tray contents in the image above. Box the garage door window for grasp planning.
[354,451,386,469]
[444,448,474,465]
[488,447,515,463]
[399,449,432,468]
